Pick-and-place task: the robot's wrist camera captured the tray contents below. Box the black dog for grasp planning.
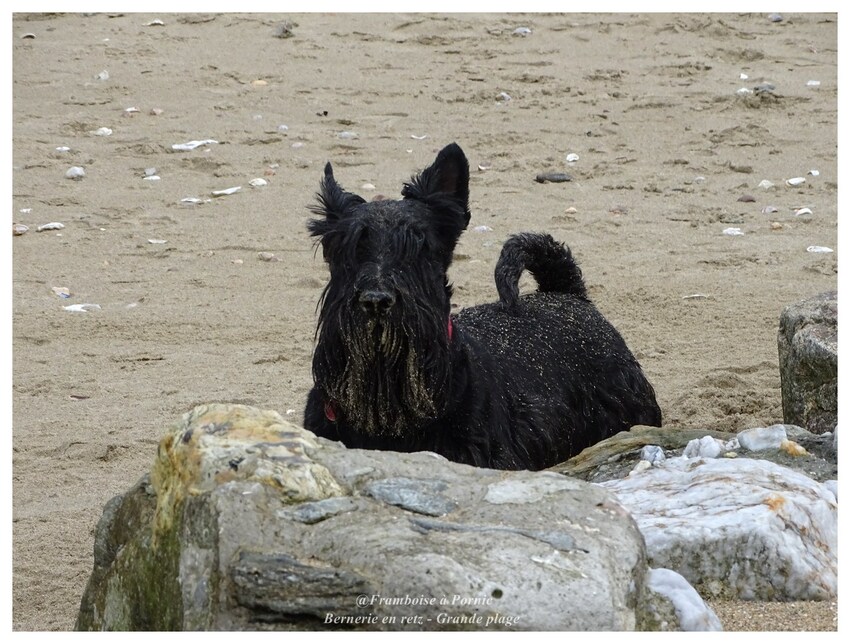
[304,143,661,470]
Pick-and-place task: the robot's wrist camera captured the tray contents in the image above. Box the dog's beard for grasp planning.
[313,296,451,437]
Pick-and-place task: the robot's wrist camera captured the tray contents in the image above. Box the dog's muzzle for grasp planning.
[358,289,396,316]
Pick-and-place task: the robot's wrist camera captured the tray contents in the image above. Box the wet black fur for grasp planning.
[304,143,661,470]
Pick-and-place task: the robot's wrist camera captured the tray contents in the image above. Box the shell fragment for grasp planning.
[172,139,218,151]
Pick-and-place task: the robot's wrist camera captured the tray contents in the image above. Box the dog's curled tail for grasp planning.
[495,232,587,307]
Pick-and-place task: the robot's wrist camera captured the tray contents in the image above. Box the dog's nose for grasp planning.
[358,289,396,316]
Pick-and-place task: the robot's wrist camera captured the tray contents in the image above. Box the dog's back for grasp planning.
[454,232,662,464]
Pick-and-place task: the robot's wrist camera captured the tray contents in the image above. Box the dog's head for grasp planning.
[307,143,471,435]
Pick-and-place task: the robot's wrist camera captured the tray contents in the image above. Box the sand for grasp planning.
[11,12,837,631]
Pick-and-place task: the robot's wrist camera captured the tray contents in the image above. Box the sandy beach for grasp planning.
[11,12,837,631]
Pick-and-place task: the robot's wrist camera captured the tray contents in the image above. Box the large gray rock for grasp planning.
[76,404,710,631]
[778,291,837,434]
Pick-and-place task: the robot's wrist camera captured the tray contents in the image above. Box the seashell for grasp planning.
[251,79,268,87]
[722,227,744,236]
[768,13,783,22]
[291,142,305,149]
[147,239,167,244]
[181,197,204,204]
[37,222,65,232]
[21,32,36,39]
[512,27,532,36]
[232,259,244,265]
[124,107,140,114]
[754,83,775,93]
[144,19,164,26]
[806,80,821,88]
[808,169,820,177]
[770,222,783,230]
[682,294,710,300]
[20,208,32,214]
[477,161,492,171]
[96,70,109,81]
[361,183,376,191]
[211,186,241,196]
[793,207,813,217]
[565,153,580,163]
[473,225,493,233]
[277,124,289,132]
[63,303,101,313]
[337,131,358,139]
[785,177,806,186]
[736,87,754,96]
[496,91,512,102]
[143,175,161,181]
[739,73,749,80]
[565,207,578,214]
[249,178,268,187]
[258,252,280,262]
[535,172,572,183]
[806,245,833,253]
[694,176,706,184]
[13,223,29,236]
[92,127,112,136]
[52,287,71,298]
[55,146,71,152]
[761,205,779,214]
[757,179,774,189]
[737,194,755,203]
[171,139,218,151]
[410,134,428,140]
[65,166,85,180]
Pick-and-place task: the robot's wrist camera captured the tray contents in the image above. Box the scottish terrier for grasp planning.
[304,143,661,470]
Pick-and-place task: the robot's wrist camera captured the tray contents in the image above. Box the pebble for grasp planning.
[768,13,783,22]
[13,224,29,236]
[337,131,358,140]
[51,287,71,298]
[806,246,833,254]
[496,91,512,102]
[249,178,268,187]
[63,304,101,313]
[737,425,786,451]
[277,124,289,132]
[273,21,294,38]
[147,239,167,244]
[144,168,157,177]
[512,27,532,36]
[683,436,727,459]
[361,183,376,191]
[780,439,808,457]
[761,206,779,214]
[258,252,281,262]
[473,225,493,233]
[124,107,140,115]
[172,139,218,151]
[36,222,65,232]
[786,177,806,187]
[770,222,783,230]
[143,175,161,181]
[736,87,754,96]
[739,73,749,80]
[251,79,268,87]
[808,169,820,177]
[565,153,580,163]
[722,227,744,236]
[291,142,305,149]
[55,146,71,152]
[150,108,164,116]
[793,207,813,217]
[757,179,775,190]
[96,70,109,81]
[144,19,164,27]
[92,127,113,137]
[807,80,821,88]
[564,206,578,214]
[535,172,572,183]
[737,194,755,203]
[211,186,241,196]
[65,166,85,180]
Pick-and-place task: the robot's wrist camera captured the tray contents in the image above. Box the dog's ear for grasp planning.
[401,143,471,239]
[308,162,366,237]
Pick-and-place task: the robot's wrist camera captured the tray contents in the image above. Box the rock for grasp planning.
[644,568,723,631]
[77,404,699,631]
[737,424,786,451]
[601,457,837,601]
[778,291,837,434]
